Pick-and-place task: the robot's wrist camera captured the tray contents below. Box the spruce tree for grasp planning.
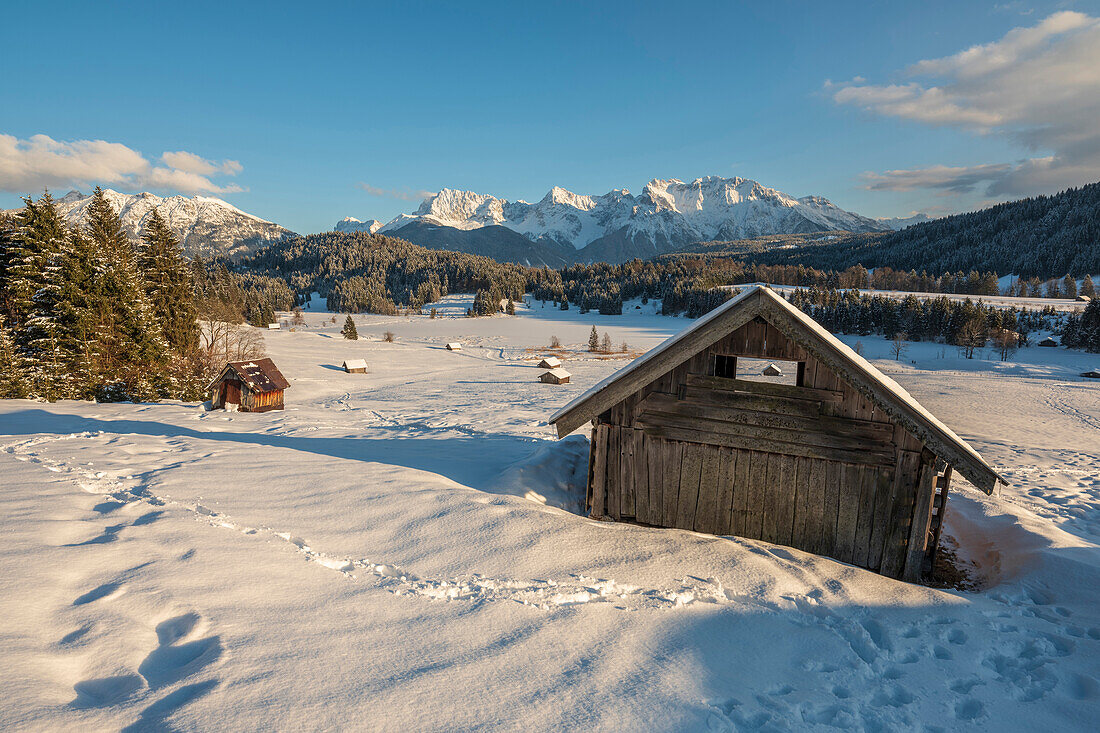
[84,187,170,400]
[1082,275,1096,299]
[138,208,199,354]
[0,315,26,398]
[588,326,600,352]
[1063,274,1078,300]
[341,315,358,340]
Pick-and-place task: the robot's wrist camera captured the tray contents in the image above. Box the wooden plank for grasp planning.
[663,440,683,526]
[590,424,608,517]
[791,457,813,551]
[742,451,767,540]
[759,453,784,544]
[818,460,841,557]
[773,455,798,548]
[804,459,827,554]
[676,442,704,530]
[879,451,923,577]
[866,464,895,572]
[834,463,862,564]
[645,393,895,442]
[619,428,636,519]
[714,448,737,535]
[687,374,844,403]
[636,408,894,457]
[633,430,650,524]
[645,434,664,525]
[693,445,723,534]
[902,457,938,582]
[633,420,896,467]
[852,464,883,569]
[927,465,952,573]
[606,426,621,520]
[682,386,825,419]
[728,449,752,537]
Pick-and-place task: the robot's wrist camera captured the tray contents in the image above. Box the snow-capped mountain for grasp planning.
[347,176,891,264]
[51,190,296,259]
[877,212,934,230]
[335,217,383,234]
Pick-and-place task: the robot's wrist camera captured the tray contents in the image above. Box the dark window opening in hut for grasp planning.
[713,354,737,379]
[736,357,801,386]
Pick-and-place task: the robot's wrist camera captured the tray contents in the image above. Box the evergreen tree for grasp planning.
[84,187,170,400]
[1082,275,1096,299]
[588,325,599,352]
[138,208,199,354]
[341,314,358,340]
[506,297,515,315]
[0,315,26,398]
[1063,274,1078,300]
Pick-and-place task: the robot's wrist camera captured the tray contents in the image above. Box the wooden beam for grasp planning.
[902,454,938,582]
[687,374,844,403]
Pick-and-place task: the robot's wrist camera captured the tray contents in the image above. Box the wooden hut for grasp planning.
[548,286,1002,582]
[1081,369,1100,379]
[446,342,463,351]
[341,359,367,374]
[267,323,280,330]
[761,362,784,376]
[209,358,289,412]
[538,356,562,369]
[1039,337,1058,347]
[540,368,572,385]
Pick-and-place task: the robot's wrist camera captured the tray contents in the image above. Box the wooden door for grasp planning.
[225,380,241,406]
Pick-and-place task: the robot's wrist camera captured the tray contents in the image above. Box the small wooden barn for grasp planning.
[762,362,784,376]
[341,359,367,373]
[267,323,280,330]
[1039,337,1058,347]
[540,368,572,385]
[549,286,1002,582]
[446,342,463,351]
[209,358,290,412]
[538,356,562,369]
[1081,369,1100,379]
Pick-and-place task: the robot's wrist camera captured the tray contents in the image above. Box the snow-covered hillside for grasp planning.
[2,296,1098,731]
[50,190,296,259]
[341,176,890,263]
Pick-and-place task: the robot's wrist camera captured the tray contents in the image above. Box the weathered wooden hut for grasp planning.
[1081,369,1100,379]
[341,359,367,373]
[538,356,562,369]
[549,286,1002,582]
[1038,337,1058,347]
[540,368,572,385]
[209,358,290,412]
[761,362,784,376]
[446,342,463,351]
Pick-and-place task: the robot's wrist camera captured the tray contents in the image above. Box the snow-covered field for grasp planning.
[726,283,1088,313]
[2,295,1099,731]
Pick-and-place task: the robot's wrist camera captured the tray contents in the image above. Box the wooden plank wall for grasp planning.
[588,316,934,579]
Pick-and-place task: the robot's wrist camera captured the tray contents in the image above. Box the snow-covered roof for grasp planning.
[342,359,367,370]
[209,358,290,394]
[538,356,562,368]
[549,285,1002,493]
[446,343,463,350]
[543,368,571,380]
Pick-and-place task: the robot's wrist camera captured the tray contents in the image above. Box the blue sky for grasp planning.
[2,1,1099,234]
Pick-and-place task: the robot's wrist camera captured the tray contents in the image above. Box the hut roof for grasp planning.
[539,356,562,368]
[342,359,367,370]
[544,368,571,379]
[210,358,290,394]
[549,285,1002,493]
[762,362,784,376]
[446,342,463,350]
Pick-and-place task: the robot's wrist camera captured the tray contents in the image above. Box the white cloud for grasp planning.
[356,182,434,201]
[0,133,244,195]
[833,11,1100,197]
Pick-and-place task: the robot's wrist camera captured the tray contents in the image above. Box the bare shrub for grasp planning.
[383,331,395,343]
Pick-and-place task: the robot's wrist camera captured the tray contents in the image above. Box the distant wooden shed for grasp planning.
[1081,369,1100,379]
[341,359,367,373]
[761,362,784,376]
[540,368,572,385]
[549,286,1002,583]
[267,323,281,330]
[1039,337,1058,347]
[209,358,289,412]
[538,356,562,369]
[446,342,463,351]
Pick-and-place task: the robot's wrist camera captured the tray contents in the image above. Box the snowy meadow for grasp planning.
[2,295,1099,731]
